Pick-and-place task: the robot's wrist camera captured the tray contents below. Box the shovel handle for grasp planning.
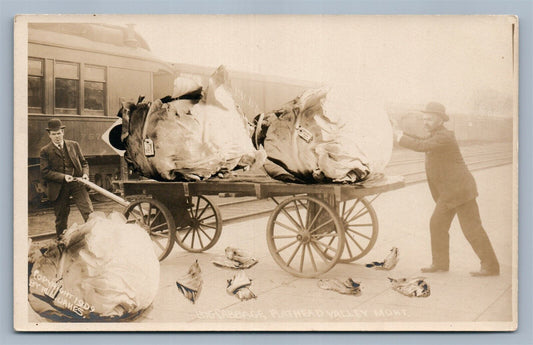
[75,178,130,207]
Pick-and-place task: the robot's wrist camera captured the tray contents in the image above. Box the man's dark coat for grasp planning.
[399,126,478,209]
[39,140,89,201]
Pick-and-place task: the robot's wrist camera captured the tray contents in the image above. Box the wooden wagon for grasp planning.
[79,175,404,278]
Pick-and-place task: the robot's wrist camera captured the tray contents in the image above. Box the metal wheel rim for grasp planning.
[123,198,176,261]
[266,195,345,278]
[175,195,222,253]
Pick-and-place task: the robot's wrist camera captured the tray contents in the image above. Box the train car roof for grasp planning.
[171,62,320,88]
[29,23,173,71]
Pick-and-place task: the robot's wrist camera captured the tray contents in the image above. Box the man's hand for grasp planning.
[64,175,74,182]
[82,174,89,181]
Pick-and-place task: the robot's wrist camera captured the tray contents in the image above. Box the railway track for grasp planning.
[29,147,513,241]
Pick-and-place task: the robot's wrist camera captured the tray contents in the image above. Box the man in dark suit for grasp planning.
[40,118,94,237]
[394,102,500,276]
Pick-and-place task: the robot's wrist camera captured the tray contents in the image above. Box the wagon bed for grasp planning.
[113,174,404,278]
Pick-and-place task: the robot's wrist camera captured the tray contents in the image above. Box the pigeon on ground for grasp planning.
[226,270,256,301]
[388,277,430,297]
[366,247,399,270]
[176,260,203,304]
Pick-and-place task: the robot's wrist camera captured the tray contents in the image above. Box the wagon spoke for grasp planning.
[196,229,204,248]
[138,204,146,219]
[280,207,302,231]
[191,228,197,248]
[286,242,302,266]
[274,221,299,234]
[296,199,308,210]
[272,234,297,239]
[347,227,372,240]
[347,209,369,223]
[299,242,306,273]
[198,226,213,241]
[293,200,305,229]
[150,223,168,232]
[187,206,195,220]
[307,244,318,272]
[149,210,162,227]
[347,223,373,227]
[275,239,299,254]
[194,197,201,217]
[198,213,216,222]
[310,241,329,263]
[307,207,323,230]
[323,235,336,256]
[312,238,337,254]
[344,236,355,257]
[367,194,380,206]
[151,231,169,239]
[134,210,146,224]
[312,233,337,239]
[310,218,333,234]
[343,199,359,220]
[341,201,347,218]
[345,231,364,252]
[126,217,141,225]
[181,227,193,242]
[129,209,144,224]
[197,203,210,220]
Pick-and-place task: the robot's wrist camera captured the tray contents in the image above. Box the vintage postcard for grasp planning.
[13,14,518,331]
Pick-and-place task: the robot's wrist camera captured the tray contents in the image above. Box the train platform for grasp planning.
[27,163,515,329]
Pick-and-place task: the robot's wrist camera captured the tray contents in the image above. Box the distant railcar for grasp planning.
[27,23,175,208]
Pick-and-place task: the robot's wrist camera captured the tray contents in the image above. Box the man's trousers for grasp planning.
[53,181,94,237]
[429,198,499,270]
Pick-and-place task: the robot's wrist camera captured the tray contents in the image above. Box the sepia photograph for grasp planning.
[13,14,518,331]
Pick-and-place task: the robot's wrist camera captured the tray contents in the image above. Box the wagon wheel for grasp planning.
[123,198,176,261]
[267,195,345,278]
[175,196,222,253]
[336,197,378,263]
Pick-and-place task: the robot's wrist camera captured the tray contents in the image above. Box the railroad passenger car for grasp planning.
[27,23,175,208]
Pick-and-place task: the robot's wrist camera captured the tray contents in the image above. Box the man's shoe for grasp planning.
[470,268,500,277]
[420,265,449,273]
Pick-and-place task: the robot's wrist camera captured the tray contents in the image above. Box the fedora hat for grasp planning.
[420,102,449,122]
[46,118,66,131]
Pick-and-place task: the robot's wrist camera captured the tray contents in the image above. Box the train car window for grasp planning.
[85,65,106,82]
[55,61,79,79]
[84,65,106,115]
[28,58,44,113]
[54,61,79,114]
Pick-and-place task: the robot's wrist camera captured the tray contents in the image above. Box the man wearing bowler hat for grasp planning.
[40,118,94,237]
[394,102,500,276]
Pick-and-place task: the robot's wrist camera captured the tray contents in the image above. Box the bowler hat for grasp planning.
[46,118,66,131]
[421,102,449,122]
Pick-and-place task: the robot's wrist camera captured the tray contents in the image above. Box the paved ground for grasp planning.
[27,163,515,330]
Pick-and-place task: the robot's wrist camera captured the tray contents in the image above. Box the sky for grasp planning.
[131,15,516,116]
